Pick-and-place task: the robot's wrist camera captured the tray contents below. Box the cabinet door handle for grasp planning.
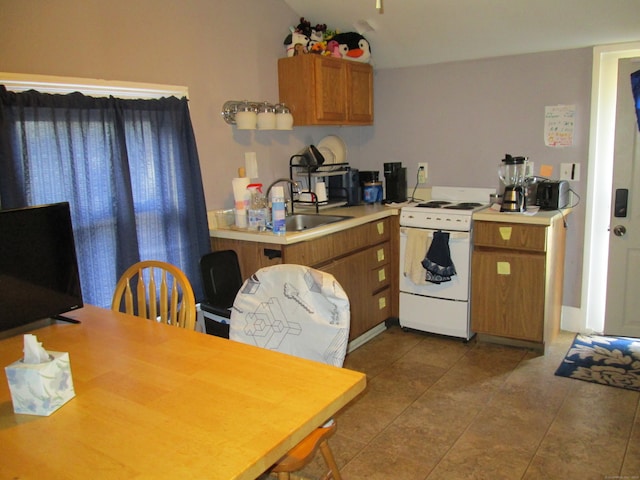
[263,248,282,259]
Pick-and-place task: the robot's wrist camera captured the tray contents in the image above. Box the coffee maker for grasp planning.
[499,154,528,212]
[383,162,407,203]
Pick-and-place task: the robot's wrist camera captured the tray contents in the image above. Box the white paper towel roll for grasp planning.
[234,208,247,228]
[232,177,250,210]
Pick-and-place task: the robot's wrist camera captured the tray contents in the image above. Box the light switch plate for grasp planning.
[560,162,580,181]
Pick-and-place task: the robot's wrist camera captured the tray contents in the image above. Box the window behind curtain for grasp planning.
[0,87,211,308]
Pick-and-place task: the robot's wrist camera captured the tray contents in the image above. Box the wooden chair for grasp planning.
[271,420,341,480]
[230,264,350,480]
[111,260,197,330]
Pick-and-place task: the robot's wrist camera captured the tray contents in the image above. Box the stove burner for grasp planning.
[417,201,452,208]
[443,202,483,210]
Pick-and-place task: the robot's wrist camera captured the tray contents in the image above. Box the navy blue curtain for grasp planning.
[0,86,210,307]
[632,69,640,131]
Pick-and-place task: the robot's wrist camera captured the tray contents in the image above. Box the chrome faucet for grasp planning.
[265,178,301,214]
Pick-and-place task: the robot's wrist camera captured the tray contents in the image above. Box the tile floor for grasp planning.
[291,325,640,480]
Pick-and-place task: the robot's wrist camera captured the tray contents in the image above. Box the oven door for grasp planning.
[399,227,471,301]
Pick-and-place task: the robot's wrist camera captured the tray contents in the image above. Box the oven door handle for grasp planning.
[400,227,469,240]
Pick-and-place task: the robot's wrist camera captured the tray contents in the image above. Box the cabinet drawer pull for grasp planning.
[497,261,511,275]
[499,226,512,241]
[378,296,387,310]
[377,248,385,262]
[376,221,384,235]
[378,268,386,282]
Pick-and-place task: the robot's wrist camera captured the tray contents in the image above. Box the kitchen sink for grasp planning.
[285,214,352,232]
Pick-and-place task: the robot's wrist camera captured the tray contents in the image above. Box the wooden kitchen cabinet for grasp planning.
[320,239,392,340]
[470,215,567,350]
[278,55,373,126]
[211,216,398,341]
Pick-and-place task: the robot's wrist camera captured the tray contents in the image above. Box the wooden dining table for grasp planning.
[0,304,366,479]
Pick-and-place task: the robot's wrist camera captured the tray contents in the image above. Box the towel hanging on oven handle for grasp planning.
[421,230,456,284]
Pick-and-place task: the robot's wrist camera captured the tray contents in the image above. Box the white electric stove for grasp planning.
[399,186,495,339]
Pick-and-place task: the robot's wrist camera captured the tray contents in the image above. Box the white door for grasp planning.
[604,57,640,336]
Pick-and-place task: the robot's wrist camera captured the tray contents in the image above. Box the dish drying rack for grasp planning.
[289,160,350,213]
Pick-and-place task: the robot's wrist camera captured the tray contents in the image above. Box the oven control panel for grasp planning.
[399,209,473,231]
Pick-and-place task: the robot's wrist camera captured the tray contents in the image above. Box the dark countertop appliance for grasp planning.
[536,180,570,210]
[384,162,407,203]
[328,167,361,206]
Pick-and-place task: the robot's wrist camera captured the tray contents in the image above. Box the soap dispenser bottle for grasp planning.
[271,186,286,235]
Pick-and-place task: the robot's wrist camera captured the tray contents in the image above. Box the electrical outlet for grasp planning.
[560,162,580,181]
[417,162,428,184]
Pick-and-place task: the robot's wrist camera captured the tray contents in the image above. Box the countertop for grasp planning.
[472,204,571,226]
[209,203,400,245]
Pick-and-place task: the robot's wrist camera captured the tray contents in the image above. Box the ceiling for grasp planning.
[281,0,640,69]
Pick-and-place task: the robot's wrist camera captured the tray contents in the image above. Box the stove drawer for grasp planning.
[473,221,547,252]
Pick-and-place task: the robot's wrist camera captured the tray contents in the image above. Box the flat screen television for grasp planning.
[0,202,83,334]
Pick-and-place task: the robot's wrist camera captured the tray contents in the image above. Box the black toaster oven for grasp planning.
[536,180,570,210]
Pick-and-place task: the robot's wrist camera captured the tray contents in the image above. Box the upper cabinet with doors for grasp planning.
[278,55,374,126]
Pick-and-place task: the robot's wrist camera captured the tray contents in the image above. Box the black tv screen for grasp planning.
[0,202,83,333]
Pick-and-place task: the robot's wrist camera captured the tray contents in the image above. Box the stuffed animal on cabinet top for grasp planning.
[328,32,371,63]
[283,17,371,63]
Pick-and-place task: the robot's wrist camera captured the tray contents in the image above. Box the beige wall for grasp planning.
[352,49,592,308]
[0,0,588,307]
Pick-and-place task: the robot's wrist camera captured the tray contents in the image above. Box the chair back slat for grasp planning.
[158,269,169,323]
[170,286,181,327]
[124,278,135,315]
[147,268,157,320]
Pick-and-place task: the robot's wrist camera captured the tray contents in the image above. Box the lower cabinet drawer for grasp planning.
[369,243,390,267]
[474,221,547,252]
[371,288,391,323]
[369,264,391,292]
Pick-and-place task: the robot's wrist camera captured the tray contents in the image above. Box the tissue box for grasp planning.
[5,351,75,416]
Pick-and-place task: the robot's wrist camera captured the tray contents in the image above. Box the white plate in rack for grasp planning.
[317,135,347,170]
[317,146,335,167]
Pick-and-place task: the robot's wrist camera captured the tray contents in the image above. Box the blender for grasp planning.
[499,154,528,212]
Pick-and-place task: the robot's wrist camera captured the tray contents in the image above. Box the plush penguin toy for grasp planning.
[330,32,371,63]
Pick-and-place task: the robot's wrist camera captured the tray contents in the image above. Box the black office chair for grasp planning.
[199,250,243,338]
